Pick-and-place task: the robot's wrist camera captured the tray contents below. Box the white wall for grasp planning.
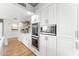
[0,3,33,50]
[4,19,19,39]
[0,3,33,38]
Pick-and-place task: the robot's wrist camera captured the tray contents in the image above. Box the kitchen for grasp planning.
[0,3,79,56]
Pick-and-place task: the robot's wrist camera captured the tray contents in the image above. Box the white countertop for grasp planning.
[0,37,4,47]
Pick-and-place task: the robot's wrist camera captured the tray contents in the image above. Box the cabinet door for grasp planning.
[39,34,47,56]
[76,3,79,56]
[35,10,41,22]
[57,4,77,56]
[40,7,48,26]
[47,36,56,56]
[48,4,56,25]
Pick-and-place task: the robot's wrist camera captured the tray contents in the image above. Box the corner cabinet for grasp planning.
[48,4,56,25]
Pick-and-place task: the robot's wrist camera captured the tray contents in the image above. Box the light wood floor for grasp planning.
[4,38,35,56]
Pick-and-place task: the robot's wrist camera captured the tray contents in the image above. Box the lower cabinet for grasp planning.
[39,34,57,56]
[57,37,75,56]
[39,35,47,56]
[47,35,56,56]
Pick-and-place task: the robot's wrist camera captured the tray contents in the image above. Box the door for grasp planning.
[48,4,56,25]
[76,3,79,56]
[40,7,48,26]
[39,34,47,56]
[57,3,77,56]
[35,10,41,22]
[40,34,56,56]
[47,36,56,56]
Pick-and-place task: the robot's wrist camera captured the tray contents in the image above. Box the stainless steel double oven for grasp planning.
[32,23,39,50]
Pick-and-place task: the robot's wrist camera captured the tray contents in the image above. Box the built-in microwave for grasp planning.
[40,24,57,36]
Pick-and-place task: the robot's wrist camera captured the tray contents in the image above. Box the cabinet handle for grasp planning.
[75,42,79,49]
[45,36,48,40]
[75,31,78,39]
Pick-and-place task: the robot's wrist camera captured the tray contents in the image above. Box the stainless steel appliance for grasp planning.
[32,23,38,36]
[32,36,39,50]
[32,23,39,50]
[40,24,57,36]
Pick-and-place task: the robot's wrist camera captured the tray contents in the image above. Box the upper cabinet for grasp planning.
[31,15,39,23]
[35,10,41,22]
[38,4,56,26]
[40,7,49,26]
[48,4,56,25]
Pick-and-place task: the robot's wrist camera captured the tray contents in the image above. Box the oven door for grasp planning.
[32,23,38,36]
[32,37,38,49]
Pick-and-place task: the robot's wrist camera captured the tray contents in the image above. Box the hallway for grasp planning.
[4,38,35,56]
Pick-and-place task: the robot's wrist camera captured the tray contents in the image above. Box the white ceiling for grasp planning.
[0,3,33,20]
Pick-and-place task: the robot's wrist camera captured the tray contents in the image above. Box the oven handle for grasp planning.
[32,37,38,40]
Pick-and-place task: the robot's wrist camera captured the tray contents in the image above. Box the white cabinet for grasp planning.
[75,3,79,56]
[48,4,56,25]
[35,10,41,22]
[40,7,48,26]
[19,33,32,50]
[39,4,57,56]
[57,4,77,56]
[40,4,56,26]
[39,34,47,56]
[31,15,39,23]
[40,34,56,56]
[36,3,77,56]
[47,35,56,56]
